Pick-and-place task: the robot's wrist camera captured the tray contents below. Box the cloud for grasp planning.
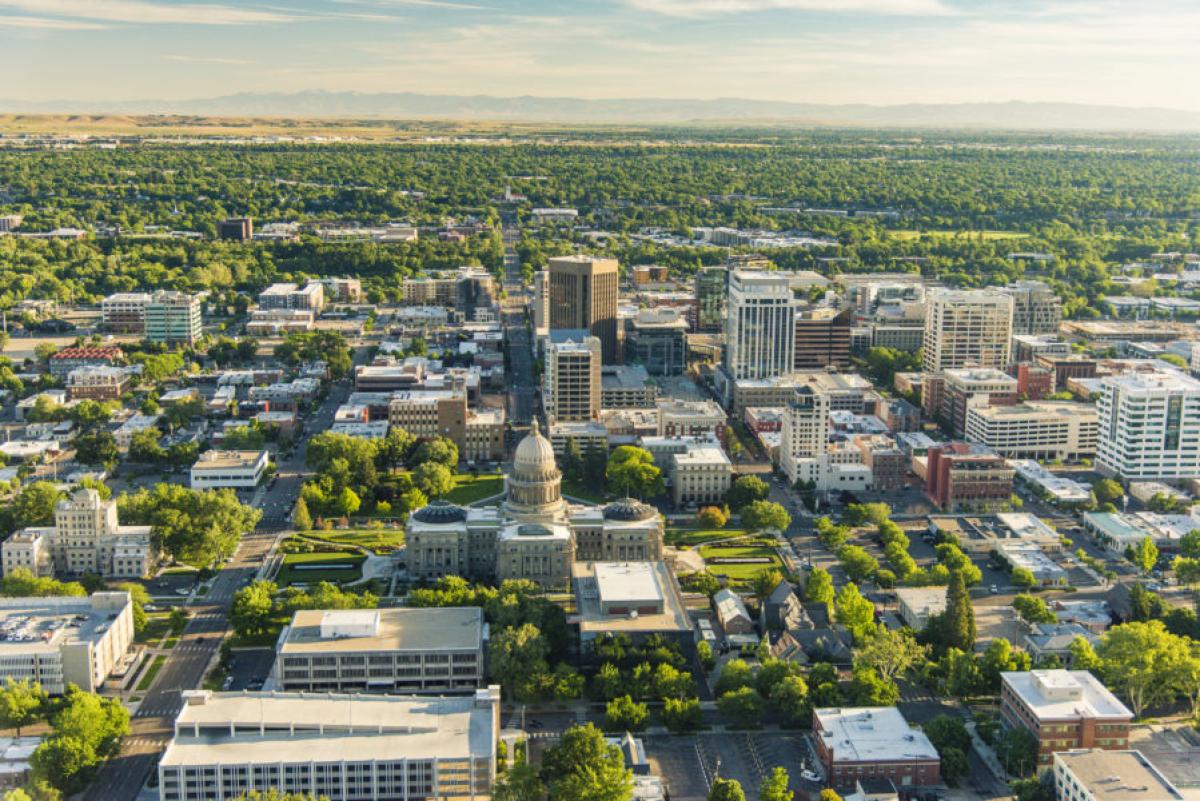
[165,55,255,65]
[625,0,958,18]
[0,0,295,25]
[336,0,486,8]
[0,14,106,28]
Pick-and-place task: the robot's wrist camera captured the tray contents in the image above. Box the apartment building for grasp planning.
[101,293,150,333]
[1054,750,1182,801]
[66,366,131,401]
[0,593,134,694]
[321,277,363,302]
[724,270,799,381]
[145,290,202,346]
[854,435,908,490]
[781,387,831,484]
[1096,371,1200,481]
[157,688,499,801]
[189,450,269,489]
[925,442,1015,512]
[940,368,1020,436]
[669,441,732,509]
[1000,670,1133,766]
[813,707,941,790]
[258,282,326,313]
[48,346,125,378]
[545,338,601,423]
[965,401,1098,461]
[923,288,1014,372]
[657,399,726,439]
[271,607,484,693]
[1002,280,1063,336]
[548,255,622,363]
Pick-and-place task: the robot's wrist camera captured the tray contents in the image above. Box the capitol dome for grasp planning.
[504,419,566,522]
[603,498,658,522]
[513,420,558,478]
[411,500,468,525]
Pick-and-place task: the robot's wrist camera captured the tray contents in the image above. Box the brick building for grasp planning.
[813,707,941,791]
[925,442,1014,512]
[1000,670,1133,767]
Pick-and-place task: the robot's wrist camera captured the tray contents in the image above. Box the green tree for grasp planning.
[758,767,793,801]
[980,638,1031,692]
[1181,529,1200,558]
[117,483,261,567]
[1131,537,1159,574]
[804,567,834,606]
[489,623,549,701]
[230,580,277,637]
[540,724,632,801]
[717,686,764,728]
[1011,567,1036,588]
[838,545,879,582]
[128,428,166,463]
[7,482,63,532]
[414,461,455,498]
[714,658,754,696]
[727,476,769,510]
[1093,478,1124,505]
[663,697,703,733]
[922,714,970,754]
[819,791,842,801]
[708,778,746,801]
[696,506,728,529]
[72,430,118,468]
[769,675,810,726]
[740,500,791,533]
[494,763,544,801]
[0,678,46,736]
[293,496,313,532]
[411,437,459,468]
[853,628,926,681]
[750,569,784,602]
[604,695,649,732]
[944,570,976,651]
[1173,556,1200,586]
[116,583,151,634]
[605,446,664,499]
[849,666,899,706]
[940,747,970,786]
[995,726,1039,777]
[833,582,876,642]
[1013,594,1056,624]
[1095,620,1192,717]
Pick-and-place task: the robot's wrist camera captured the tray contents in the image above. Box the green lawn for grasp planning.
[304,528,405,554]
[277,551,366,586]
[137,655,167,692]
[442,473,505,505]
[888,229,1030,241]
[562,479,613,503]
[666,528,748,547]
[136,614,173,645]
[699,541,783,587]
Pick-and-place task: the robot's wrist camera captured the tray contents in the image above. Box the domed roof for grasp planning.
[411,500,467,525]
[603,498,658,522]
[513,420,557,475]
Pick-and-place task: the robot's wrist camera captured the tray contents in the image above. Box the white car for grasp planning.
[800,771,820,783]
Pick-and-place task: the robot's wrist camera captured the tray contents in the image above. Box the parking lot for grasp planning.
[645,733,816,801]
[225,648,276,690]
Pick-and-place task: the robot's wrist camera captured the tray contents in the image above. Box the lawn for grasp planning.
[304,528,405,554]
[442,473,505,505]
[666,528,748,547]
[135,613,173,645]
[277,551,366,586]
[888,229,1031,241]
[137,655,167,692]
[562,479,613,504]
[699,541,783,586]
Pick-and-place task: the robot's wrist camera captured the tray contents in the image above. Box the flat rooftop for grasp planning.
[0,593,129,654]
[161,689,497,766]
[815,707,939,763]
[1056,750,1183,801]
[1002,669,1132,721]
[192,450,267,470]
[278,607,484,654]
[594,562,664,606]
[573,561,692,635]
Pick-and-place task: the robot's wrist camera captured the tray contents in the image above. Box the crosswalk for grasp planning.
[123,737,168,751]
[135,703,181,719]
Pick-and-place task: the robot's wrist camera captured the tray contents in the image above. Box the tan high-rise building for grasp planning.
[548,256,621,363]
[545,337,601,423]
[923,288,1014,373]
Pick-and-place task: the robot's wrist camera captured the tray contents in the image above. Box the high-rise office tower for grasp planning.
[145,290,202,346]
[794,307,852,370]
[532,270,550,334]
[695,266,729,332]
[1001,280,1062,336]
[725,270,799,381]
[544,337,602,423]
[922,288,1014,373]
[547,256,621,363]
[1096,370,1200,481]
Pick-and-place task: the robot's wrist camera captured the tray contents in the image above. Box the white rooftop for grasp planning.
[815,707,939,763]
[1002,669,1132,721]
[594,562,664,606]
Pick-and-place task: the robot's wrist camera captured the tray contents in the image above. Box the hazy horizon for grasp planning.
[1,0,1199,112]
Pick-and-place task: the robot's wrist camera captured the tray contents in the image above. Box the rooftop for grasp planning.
[278,607,484,653]
[0,593,130,654]
[192,450,268,470]
[1101,371,1200,394]
[594,562,664,606]
[815,707,939,763]
[573,561,692,635]
[1002,669,1132,721]
[1055,750,1182,801]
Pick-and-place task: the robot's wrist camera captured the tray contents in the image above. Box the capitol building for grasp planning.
[406,421,665,589]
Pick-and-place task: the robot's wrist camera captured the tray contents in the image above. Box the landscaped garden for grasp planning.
[698,539,783,586]
[441,473,505,505]
[302,528,405,554]
[276,550,366,586]
[666,528,747,547]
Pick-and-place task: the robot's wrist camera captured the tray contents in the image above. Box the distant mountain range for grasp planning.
[3,92,1200,131]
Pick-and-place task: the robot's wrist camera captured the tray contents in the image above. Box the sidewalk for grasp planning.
[966,720,1008,782]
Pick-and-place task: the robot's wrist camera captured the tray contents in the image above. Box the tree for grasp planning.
[923,714,970,755]
[727,476,769,510]
[116,583,150,634]
[0,569,84,599]
[1093,478,1124,505]
[1131,537,1159,574]
[1173,556,1200,586]
[0,678,46,736]
[995,726,1039,777]
[1181,529,1200,558]
[708,778,746,801]
[941,747,969,786]
[293,497,313,532]
[758,767,792,801]
[944,570,976,651]
[769,675,810,726]
[854,628,926,681]
[377,427,417,473]
[750,569,784,601]
[834,582,876,642]
[494,763,544,801]
[71,430,118,468]
[804,567,834,606]
[1013,594,1056,624]
[696,506,728,529]
[540,724,632,801]
[819,791,842,801]
[68,400,112,431]
[717,686,764,728]
[411,437,459,468]
[1010,567,1036,588]
[838,545,878,582]
[740,500,790,533]
[605,446,664,499]
[414,462,455,498]
[230,580,277,637]
[6,482,63,533]
[1095,620,1192,717]
[604,695,649,732]
[980,638,1031,692]
[489,623,549,701]
[128,428,166,463]
[117,484,261,567]
[663,697,703,733]
[715,659,754,696]
[849,666,899,706]
[942,648,982,698]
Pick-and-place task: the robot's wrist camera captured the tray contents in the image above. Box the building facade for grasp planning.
[145,291,202,346]
[695,266,728,332]
[725,270,799,381]
[1002,280,1063,336]
[813,707,941,790]
[965,401,1098,461]
[545,338,601,423]
[190,450,269,489]
[1096,371,1200,480]
[1000,670,1133,766]
[923,288,1014,372]
[548,256,622,364]
[925,442,1015,512]
[794,307,852,370]
[18,488,156,578]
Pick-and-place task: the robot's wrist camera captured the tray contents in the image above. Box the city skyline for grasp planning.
[1,0,1199,112]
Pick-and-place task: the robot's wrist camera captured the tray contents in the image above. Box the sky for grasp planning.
[0,0,1198,109]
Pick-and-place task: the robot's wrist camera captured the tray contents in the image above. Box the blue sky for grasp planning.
[1,0,1197,108]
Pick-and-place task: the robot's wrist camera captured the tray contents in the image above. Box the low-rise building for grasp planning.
[1024,623,1100,667]
[48,346,125,378]
[101,293,150,333]
[1011,460,1094,506]
[271,607,485,693]
[1083,511,1196,554]
[996,542,1068,586]
[925,442,1014,512]
[941,368,1020,437]
[1000,669,1133,766]
[657,399,726,439]
[669,442,732,509]
[1054,749,1182,801]
[601,365,658,409]
[66,366,131,401]
[190,450,269,489]
[853,435,908,491]
[895,587,947,631]
[258,281,326,312]
[157,688,500,801]
[572,561,693,651]
[713,588,754,635]
[964,401,1098,461]
[0,530,51,577]
[245,308,314,336]
[813,707,941,790]
[0,592,134,693]
[114,414,162,449]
